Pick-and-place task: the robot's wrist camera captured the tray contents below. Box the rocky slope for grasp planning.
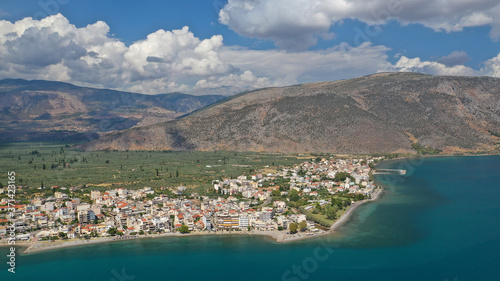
[80,73,500,153]
[0,79,225,142]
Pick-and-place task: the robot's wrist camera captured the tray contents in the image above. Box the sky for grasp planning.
[0,0,499,95]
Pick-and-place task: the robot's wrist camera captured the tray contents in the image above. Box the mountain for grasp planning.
[0,79,225,142]
[80,72,500,154]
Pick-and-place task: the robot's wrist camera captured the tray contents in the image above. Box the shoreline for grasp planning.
[5,187,384,254]
[4,155,494,255]
[376,153,497,166]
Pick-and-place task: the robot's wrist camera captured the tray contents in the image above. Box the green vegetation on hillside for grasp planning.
[411,143,442,155]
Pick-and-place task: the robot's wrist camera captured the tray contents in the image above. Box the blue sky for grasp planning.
[0,0,499,94]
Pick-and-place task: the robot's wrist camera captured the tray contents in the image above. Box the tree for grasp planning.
[334,172,354,182]
[272,189,281,197]
[176,170,179,177]
[58,232,67,239]
[179,224,190,233]
[289,223,298,234]
[289,189,300,202]
[355,193,365,201]
[298,221,307,232]
[326,206,337,220]
[343,199,351,208]
[107,227,117,236]
[315,203,322,212]
[332,198,344,209]
[298,169,306,177]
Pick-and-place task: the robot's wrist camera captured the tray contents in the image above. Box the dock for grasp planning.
[373,169,407,175]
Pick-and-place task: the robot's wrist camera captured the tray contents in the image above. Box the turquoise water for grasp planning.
[2,156,500,281]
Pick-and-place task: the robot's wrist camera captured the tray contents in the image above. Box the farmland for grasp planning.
[0,141,315,198]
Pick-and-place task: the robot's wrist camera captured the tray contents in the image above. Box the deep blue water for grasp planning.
[2,156,500,281]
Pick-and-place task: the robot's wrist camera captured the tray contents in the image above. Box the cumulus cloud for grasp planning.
[0,14,393,94]
[0,14,267,94]
[384,55,477,76]
[0,15,127,86]
[1,14,500,95]
[220,42,391,85]
[381,53,500,79]
[219,0,500,51]
[481,54,500,78]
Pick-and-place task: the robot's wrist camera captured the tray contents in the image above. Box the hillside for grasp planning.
[80,73,500,153]
[0,79,225,142]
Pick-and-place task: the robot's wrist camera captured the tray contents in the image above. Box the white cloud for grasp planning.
[0,14,127,87]
[381,53,500,79]
[481,54,500,78]
[384,55,477,76]
[0,14,267,94]
[128,79,190,95]
[195,70,272,89]
[123,27,234,83]
[1,14,500,95]
[220,42,391,85]
[0,14,394,94]
[219,0,500,51]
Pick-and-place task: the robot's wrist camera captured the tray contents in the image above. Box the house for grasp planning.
[274,201,286,209]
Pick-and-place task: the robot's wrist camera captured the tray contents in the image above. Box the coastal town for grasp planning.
[0,156,383,253]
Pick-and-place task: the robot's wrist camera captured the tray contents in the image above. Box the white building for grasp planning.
[239,215,249,229]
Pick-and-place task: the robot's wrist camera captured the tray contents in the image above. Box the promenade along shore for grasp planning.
[0,156,387,254]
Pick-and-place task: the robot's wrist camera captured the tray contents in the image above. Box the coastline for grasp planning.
[375,153,498,167]
[6,155,495,255]
[4,187,384,254]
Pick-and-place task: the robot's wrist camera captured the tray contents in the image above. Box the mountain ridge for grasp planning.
[79,72,500,153]
[0,79,226,142]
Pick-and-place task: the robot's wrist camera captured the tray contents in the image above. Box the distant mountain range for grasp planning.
[80,72,500,154]
[0,79,225,142]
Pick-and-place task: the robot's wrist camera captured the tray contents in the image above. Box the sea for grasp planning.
[2,156,500,281]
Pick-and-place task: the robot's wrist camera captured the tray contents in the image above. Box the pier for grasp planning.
[373,169,407,175]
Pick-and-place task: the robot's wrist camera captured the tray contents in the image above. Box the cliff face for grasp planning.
[0,79,225,142]
[81,73,500,153]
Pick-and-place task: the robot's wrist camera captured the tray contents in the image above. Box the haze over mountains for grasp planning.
[0,79,225,142]
[80,73,500,154]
